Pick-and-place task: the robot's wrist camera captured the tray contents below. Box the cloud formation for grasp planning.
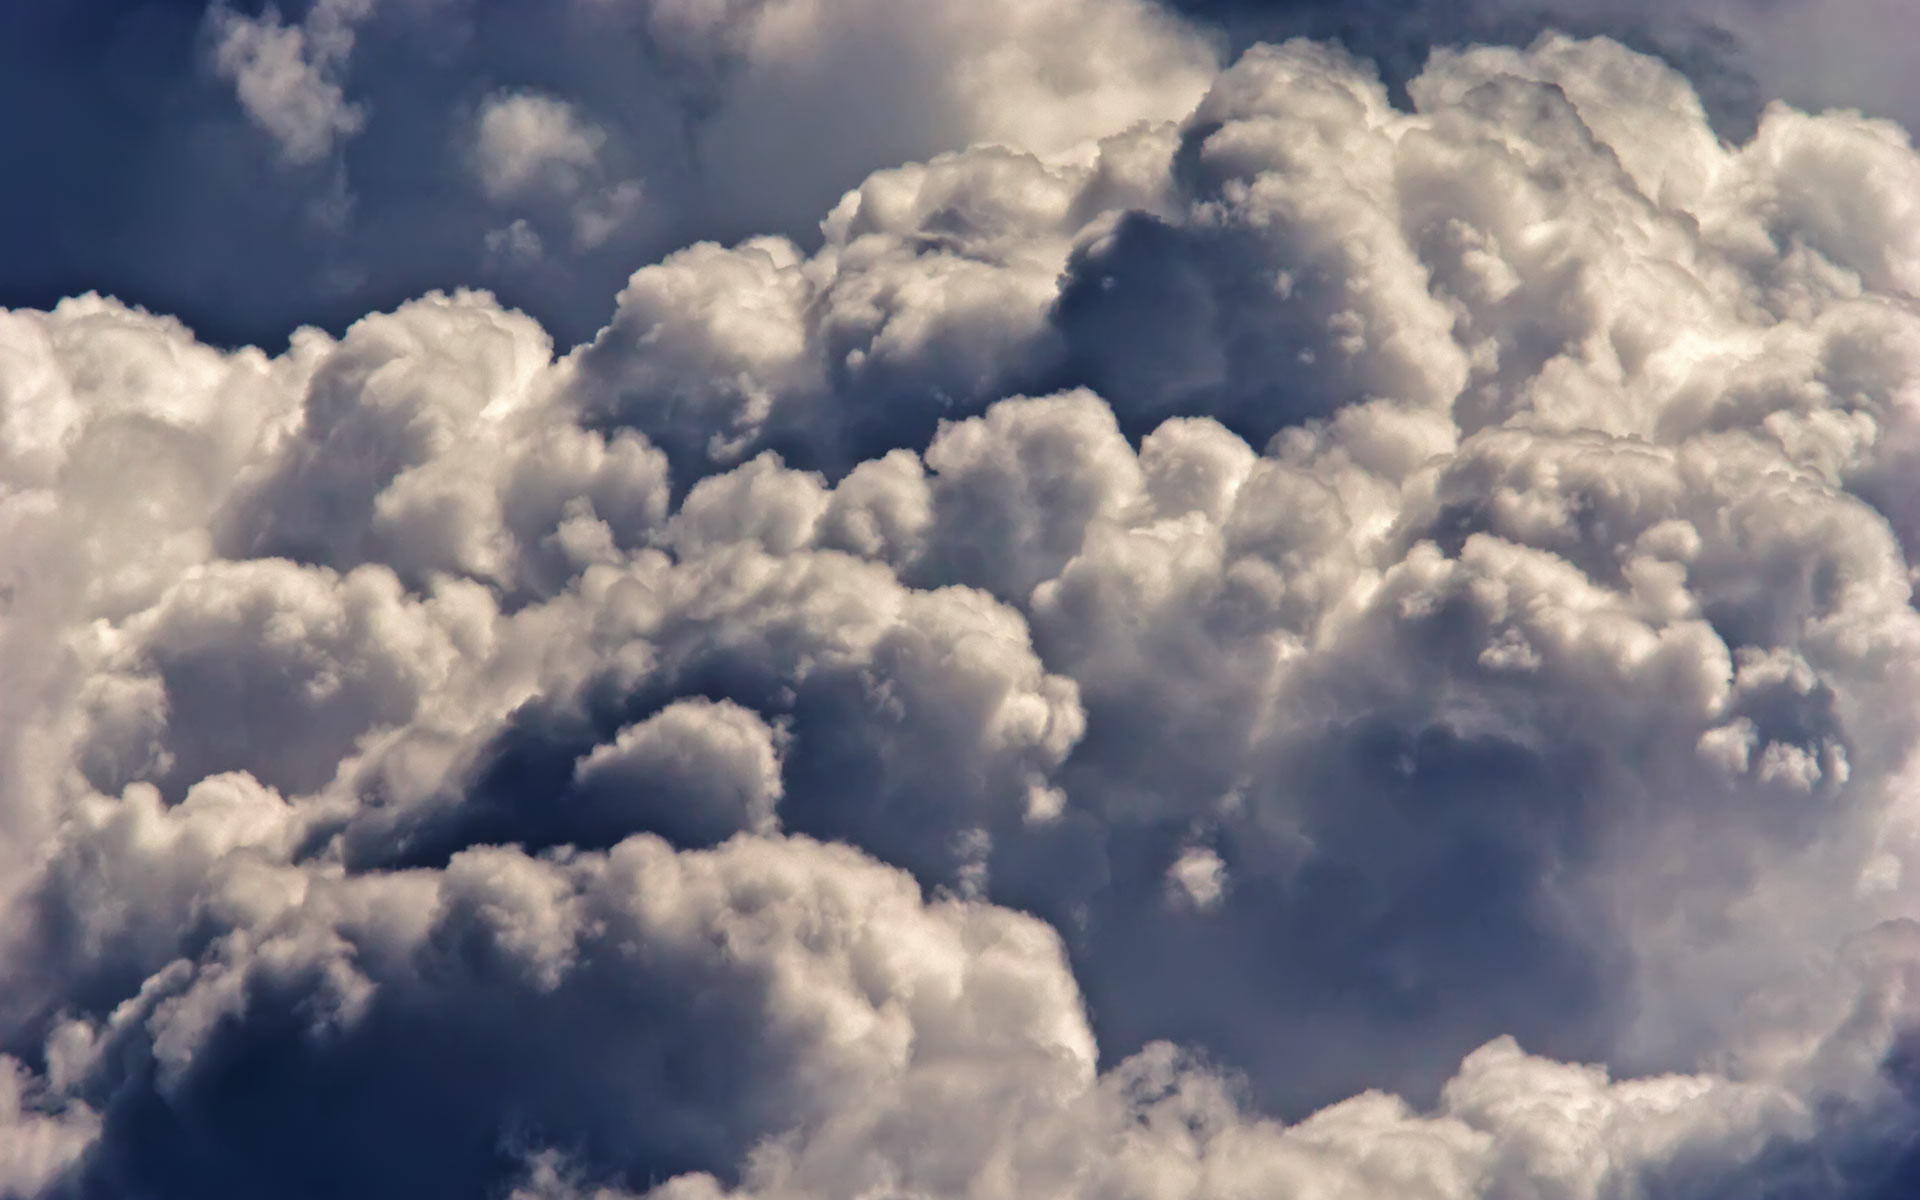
[4,15,1920,1200]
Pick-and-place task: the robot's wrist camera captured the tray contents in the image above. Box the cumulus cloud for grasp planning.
[9,15,1920,1200]
[35,830,1095,1196]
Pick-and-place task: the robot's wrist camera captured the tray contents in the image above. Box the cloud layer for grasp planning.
[5,14,1920,1200]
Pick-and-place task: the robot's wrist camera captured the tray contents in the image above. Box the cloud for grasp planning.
[1165,843,1228,910]
[1484,0,1920,132]
[7,17,1920,1200]
[0,1057,97,1198]
[486,217,548,268]
[33,824,1095,1196]
[1162,0,1920,143]
[571,697,786,844]
[209,0,377,165]
[501,932,1920,1200]
[472,92,608,201]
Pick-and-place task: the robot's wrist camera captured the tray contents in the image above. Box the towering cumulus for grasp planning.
[4,4,1920,1197]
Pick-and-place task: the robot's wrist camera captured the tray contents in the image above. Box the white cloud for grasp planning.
[1165,844,1228,910]
[473,91,608,201]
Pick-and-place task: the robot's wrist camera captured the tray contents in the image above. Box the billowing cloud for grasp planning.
[6,14,1920,1200]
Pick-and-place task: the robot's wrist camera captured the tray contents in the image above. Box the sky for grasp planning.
[6,1,1920,1197]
